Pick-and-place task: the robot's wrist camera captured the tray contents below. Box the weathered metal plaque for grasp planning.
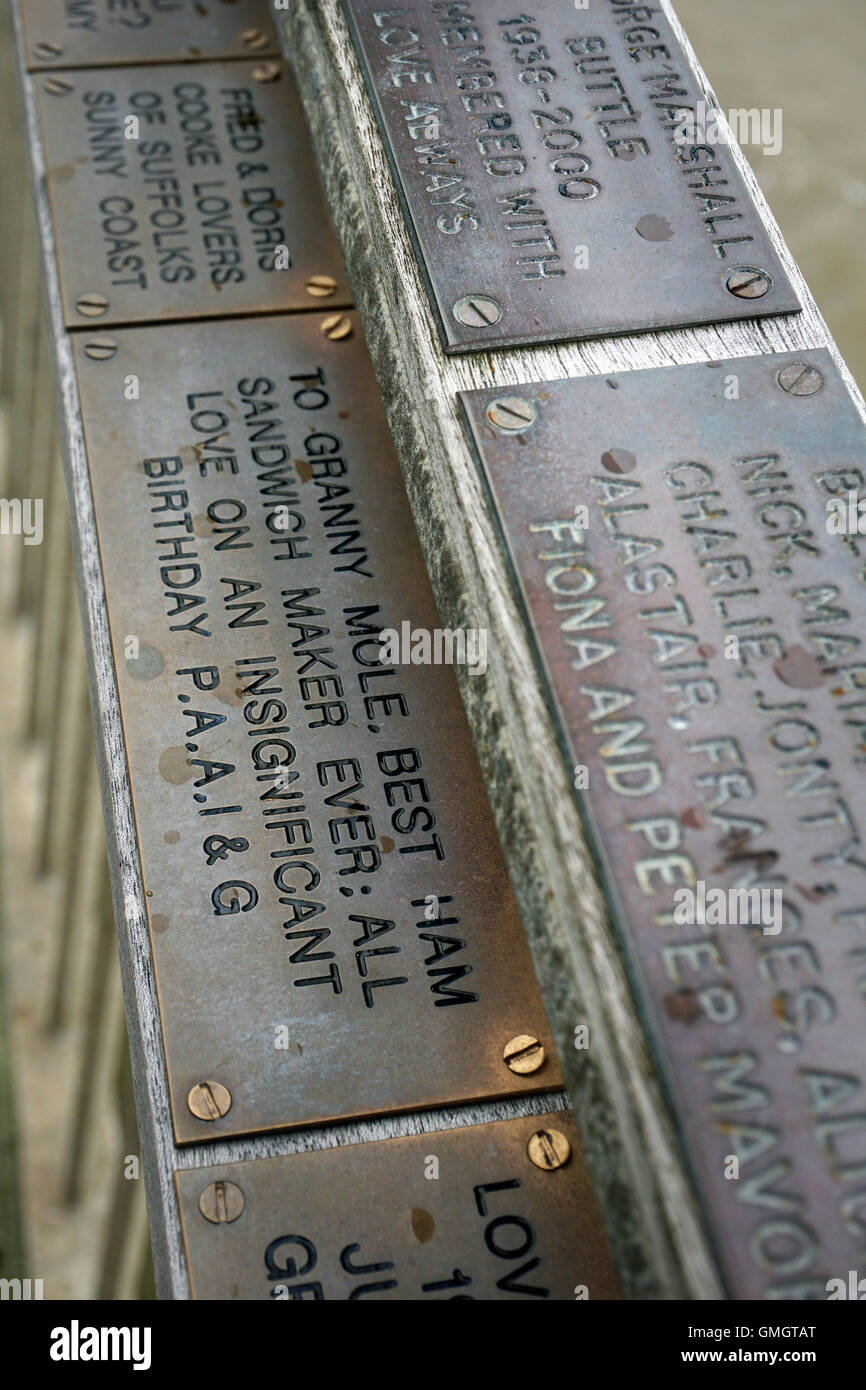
[342,0,799,352]
[461,350,866,1298]
[20,0,278,69]
[73,312,560,1143]
[32,61,350,327]
[175,1113,619,1299]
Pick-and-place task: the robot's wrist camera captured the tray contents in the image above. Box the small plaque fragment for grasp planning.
[460,350,866,1298]
[32,61,350,326]
[20,0,278,69]
[342,0,799,351]
[175,1113,620,1299]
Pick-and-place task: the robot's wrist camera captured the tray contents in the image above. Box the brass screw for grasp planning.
[725,267,771,300]
[187,1080,232,1121]
[305,274,338,299]
[33,41,64,61]
[486,396,537,433]
[453,293,502,328]
[75,293,108,319]
[252,61,281,83]
[83,337,117,362]
[43,76,73,96]
[242,28,269,51]
[777,362,823,396]
[503,1034,546,1075]
[527,1128,572,1172]
[321,313,353,342]
[199,1180,245,1225]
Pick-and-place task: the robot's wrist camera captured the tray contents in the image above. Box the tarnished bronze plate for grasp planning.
[72,313,559,1143]
[32,61,350,327]
[342,0,799,352]
[175,1113,619,1299]
[20,0,278,69]
[461,350,866,1298]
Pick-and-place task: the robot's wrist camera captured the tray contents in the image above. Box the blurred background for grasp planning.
[0,3,155,1299]
[0,0,862,1301]
[678,0,865,388]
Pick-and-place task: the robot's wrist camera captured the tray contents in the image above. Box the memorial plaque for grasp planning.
[342,0,799,352]
[32,61,350,327]
[460,350,866,1298]
[73,312,560,1143]
[175,1112,620,1299]
[20,0,278,70]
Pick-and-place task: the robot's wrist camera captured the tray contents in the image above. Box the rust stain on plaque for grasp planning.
[342,0,800,351]
[72,313,560,1143]
[31,61,350,327]
[460,350,866,1299]
[20,0,279,69]
[175,1113,620,1299]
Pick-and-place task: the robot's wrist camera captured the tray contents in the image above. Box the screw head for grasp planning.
[43,76,73,96]
[241,28,269,50]
[83,337,118,362]
[321,313,353,341]
[253,61,281,83]
[187,1080,232,1121]
[503,1034,546,1075]
[527,1128,572,1171]
[33,41,64,61]
[486,396,537,433]
[305,274,338,299]
[453,294,503,328]
[725,267,772,300]
[777,362,823,396]
[75,293,108,319]
[199,1180,245,1224]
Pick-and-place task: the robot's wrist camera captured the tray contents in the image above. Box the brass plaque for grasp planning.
[175,1113,620,1299]
[342,0,799,352]
[32,61,350,327]
[73,313,559,1143]
[461,351,866,1299]
[20,0,278,69]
